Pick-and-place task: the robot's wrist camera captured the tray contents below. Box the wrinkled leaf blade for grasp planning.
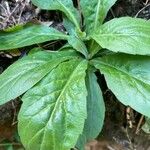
[0,24,68,50]
[18,58,88,150]
[81,0,117,33]
[76,69,105,150]
[91,17,150,55]
[31,0,80,30]
[92,54,150,117]
[0,50,78,105]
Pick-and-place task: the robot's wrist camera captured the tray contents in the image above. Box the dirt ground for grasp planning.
[0,0,150,150]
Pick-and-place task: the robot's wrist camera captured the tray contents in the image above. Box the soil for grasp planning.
[0,0,150,150]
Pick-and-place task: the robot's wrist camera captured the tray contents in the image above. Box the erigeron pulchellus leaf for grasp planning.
[76,69,105,150]
[91,17,150,55]
[0,50,78,105]
[0,24,69,50]
[80,0,117,33]
[18,59,88,150]
[92,54,150,117]
[0,0,150,149]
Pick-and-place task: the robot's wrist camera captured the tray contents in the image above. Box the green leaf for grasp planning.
[68,35,88,58]
[91,17,150,55]
[28,47,43,55]
[31,0,80,31]
[88,40,102,58]
[0,50,78,105]
[63,16,76,35]
[92,54,150,117]
[80,0,117,33]
[0,24,68,50]
[18,58,88,150]
[76,69,105,150]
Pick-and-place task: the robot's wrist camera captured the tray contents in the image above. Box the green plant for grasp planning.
[1,0,150,149]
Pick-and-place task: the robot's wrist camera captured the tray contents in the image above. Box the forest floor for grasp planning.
[0,0,150,150]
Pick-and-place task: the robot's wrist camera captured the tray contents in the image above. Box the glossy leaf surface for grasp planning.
[0,50,78,105]
[0,24,68,50]
[80,0,117,33]
[92,54,150,117]
[76,70,105,150]
[18,59,88,150]
[31,0,80,30]
[91,17,150,55]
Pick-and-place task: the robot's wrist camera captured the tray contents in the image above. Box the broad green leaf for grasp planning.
[80,0,117,33]
[31,0,80,31]
[92,54,150,117]
[68,35,88,58]
[18,59,88,150]
[91,17,150,55]
[0,50,78,105]
[0,24,68,50]
[76,69,105,150]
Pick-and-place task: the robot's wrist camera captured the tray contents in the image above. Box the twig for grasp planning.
[0,16,5,20]
[0,143,21,147]
[107,145,116,150]
[135,3,150,18]
[110,8,115,18]
[4,1,11,15]
[135,115,144,134]
[144,0,149,5]
[126,107,133,128]
[4,3,20,23]
[0,4,8,15]
[18,0,26,23]
[125,128,134,149]
[42,41,59,48]
[11,101,17,126]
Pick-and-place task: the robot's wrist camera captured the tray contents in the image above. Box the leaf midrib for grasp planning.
[0,55,74,90]
[94,60,150,100]
[94,0,101,30]
[94,59,150,88]
[57,0,80,30]
[39,59,84,149]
